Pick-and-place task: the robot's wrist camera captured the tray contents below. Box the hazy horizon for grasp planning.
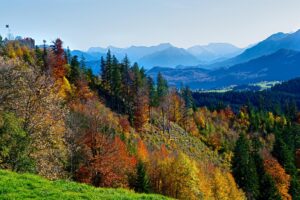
[1,0,300,50]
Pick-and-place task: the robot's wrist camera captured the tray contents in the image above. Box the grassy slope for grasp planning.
[0,170,170,200]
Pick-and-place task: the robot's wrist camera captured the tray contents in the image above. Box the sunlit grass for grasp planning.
[0,170,171,200]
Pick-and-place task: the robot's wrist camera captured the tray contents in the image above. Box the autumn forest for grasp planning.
[0,36,300,200]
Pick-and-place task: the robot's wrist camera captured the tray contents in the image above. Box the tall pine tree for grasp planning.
[232,133,260,200]
[273,132,300,199]
[259,174,282,200]
[135,160,150,193]
[156,72,168,103]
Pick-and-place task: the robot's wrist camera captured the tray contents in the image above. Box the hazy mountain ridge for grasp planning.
[138,46,200,68]
[87,43,173,62]
[72,42,243,69]
[209,29,300,68]
[187,43,244,63]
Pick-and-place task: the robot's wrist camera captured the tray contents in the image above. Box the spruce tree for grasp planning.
[80,55,86,71]
[132,62,142,93]
[100,56,106,79]
[181,86,194,110]
[119,55,135,123]
[273,135,296,176]
[110,57,122,110]
[111,56,121,93]
[284,99,297,121]
[147,77,158,108]
[147,77,157,122]
[106,50,112,88]
[121,55,131,101]
[259,174,282,200]
[273,132,300,199]
[68,55,81,84]
[140,67,146,80]
[135,160,150,193]
[156,72,168,103]
[156,72,169,133]
[290,177,300,199]
[232,133,260,199]
[65,47,72,64]
[100,50,113,91]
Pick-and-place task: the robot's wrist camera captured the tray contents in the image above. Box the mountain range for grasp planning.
[147,29,300,89]
[71,43,243,70]
[148,49,300,89]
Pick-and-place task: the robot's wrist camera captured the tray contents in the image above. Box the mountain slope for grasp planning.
[0,170,170,200]
[210,49,300,87]
[139,47,200,68]
[212,29,300,68]
[147,49,300,89]
[147,66,211,88]
[71,50,104,61]
[188,43,243,63]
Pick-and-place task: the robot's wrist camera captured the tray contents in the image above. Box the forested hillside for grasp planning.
[0,37,300,200]
[192,78,300,113]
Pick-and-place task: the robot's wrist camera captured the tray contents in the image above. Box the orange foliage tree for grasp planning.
[137,139,149,162]
[77,134,136,188]
[263,152,291,200]
[50,38,67,79]
[134,88,149,131]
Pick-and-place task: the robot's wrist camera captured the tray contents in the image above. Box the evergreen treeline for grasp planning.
[192,86,300,115]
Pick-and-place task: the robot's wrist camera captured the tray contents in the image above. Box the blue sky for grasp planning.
[1,0,300,50]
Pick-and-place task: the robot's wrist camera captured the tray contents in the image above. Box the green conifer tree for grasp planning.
[156,72,168,103]
[232,133,260,199]
[135,160,150,193]
[68,55,81,84]
[259,174,282,200]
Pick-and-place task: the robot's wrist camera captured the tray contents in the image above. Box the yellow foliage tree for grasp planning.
[0,58,67,179]
[165,152,202,200]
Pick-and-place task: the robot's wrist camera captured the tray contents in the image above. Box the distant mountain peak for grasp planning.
[265,32,286,41]
[187,43,243,63]
[207,42,239,47]
[157,42,173,47]
[87,46,107,53]
[107,45,119,49]
[138,46,200,68]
